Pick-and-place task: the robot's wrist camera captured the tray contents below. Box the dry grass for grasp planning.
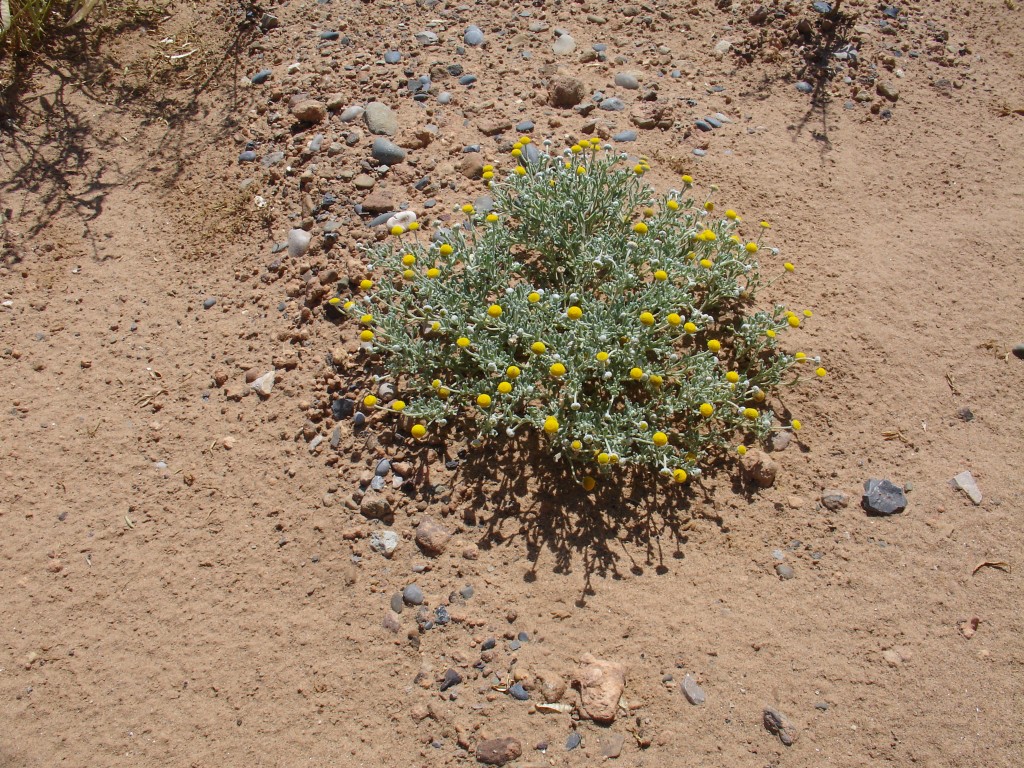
[0,1,99,55]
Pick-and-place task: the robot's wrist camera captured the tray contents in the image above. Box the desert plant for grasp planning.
[335,139,825,489]
[0,0,98,56]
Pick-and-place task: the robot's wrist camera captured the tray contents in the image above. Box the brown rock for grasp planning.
[360,190,395,214]
[382,610,401,633]
[876,81,900,102]
[415,516,451,555]
[600,732,625,758]
[763,707,799,746]
[213,368,229,387]
[742,449,779,488]
[360,492,393,523]
[479,118,513,136]
[476,737,521,766]
[459,154,486,179]
[575,653,626,723]
[821,490,849,510]
[535,668,567,703]
[291,99,327,124]
[548,74,586,108]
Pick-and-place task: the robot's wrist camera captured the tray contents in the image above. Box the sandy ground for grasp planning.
[2,0,1023,765]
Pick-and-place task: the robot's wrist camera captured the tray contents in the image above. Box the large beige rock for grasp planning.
[575,653,625,723]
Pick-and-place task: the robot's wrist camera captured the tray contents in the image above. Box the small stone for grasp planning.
[250,370,275,397]
[360,492,393,522]
[476,737,522,766]
[414,30,439,46]
[390,593,404,613]
[775,563,795,580]
[763,708,798,746]
[813,1,833,13]
[287,228,312,258]
[599,97,626,112]
[742,449,779,488]
[515,120,534,132]
[565,732,582,751]
[681,674,705,705]
[614,72,640,90]
[464,25,484,46]
[364,102,398,136]
[536,669,567,703]
[481,637,496,651]
[371,138,406,165]
[771,430,792,452]
[599,732,625,758]
[612,130,637,142]
[459,154,485,178]
[787,495,805,510]
[882,649,902,667]
[876,81,899,102]
[440,668,463,691]
[238,150,257,163]
[459,585,474,599]
[795,81,814,94]
[250,69,272,84]
[749,5,769,23]
[956,406,974,421]
[415,516,451,556]
[695,119,713,132]
[382,610,402,633]
[951,470,982,505]
[821,490,849,510]
[549,74,586,108]
[459,74,478,86]
[862,478,907,516]
[403,584,424,606]
[575,653,625,724]
[339,105,364,123]
[713,39,732,58]
[1012,343,1024,360]
[552,33,576,56]
[203,297,217,310]
[291,99,326,124]
[508,682,529,700]
[384,50,401,64]
[815,701,829,711]
[369,530,399,557]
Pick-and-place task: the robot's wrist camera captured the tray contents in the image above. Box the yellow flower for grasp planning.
[629,367,643,380]
[430,321,441,332]
[543,416,560,433]
[667,313,681,326]
[571,144,582,153]
[683,322,697,334]
[652,431,668,447]
[816,367,827,377]
[439,244,453,256]
[511,148,522,157]
[360,313,373,324]
[704,201,714,212]
[745,242,758,253]
[729,234,741,244]
[632,222,648,235]
[795,352,806,360]
[462,204,475,214]
[640,311,655,326]
[667,199,679,211]
[392,400,406,412]
[571,440,582,451]
[402,254,416,266]
[402,269,415,280]
[654,270,668,281]
[681,174,693,184]
[698,229,716,241]
[579,139,591,149]
[409,221,420,231]
[791,419,802,430]
[437,386,451,398]
[803,309,813,317]
[550,362,567,377]
[486,213,499,222]
[765,329,776,339]
[431,379,441,389]
[673,468,688,483]
[411,424,426,439]
[700,258,713,268]
[506,365,521,378]
[426,267,440,278]
[477,393,492,408]
[567,306,583,320]
[597,452,611,465]
[531,341,547,354]
[649,373,663,386]
[760,220,771,228]
[359,279,373,290]
[582,476,596,491]
[725,209,738,220]
[707,339,721,353]
[699,403,714,417]
[576,166,586,175]
[788,316,801,328]
[520,136,531,145]
[482,171,494,180]
[390,225,405,235]
[633,164,645,174]
[497,381,512,394]
[753,390,766,402]
[726,371,739,383]
[514,166,526,176]
[784,262,795,272]
[360,330,374,342]
[743,407,759,420]
[487,304,503,318]
[595,351,609,362]
[736,444,748,456]
[483,164,494,172]
[456,337,471,348]
[328,297,341,305]
[363,395,378,407]
[527,291,541,303]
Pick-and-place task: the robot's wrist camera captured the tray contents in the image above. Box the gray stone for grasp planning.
[402,584,424,605]
[695,119,713,131]
[250,69,272,84]
[1012,343,1024,359]
[414,30,438,45]
[612,130,637,142]
[287,228,312,257]
[238,150,257,163]
[763,708,798,746]
[614,72,640,90]
[371,138,406,165]
[681,674,705,705]
[771,430,792,452]
[515,120,534,132]
[775,563,795,580]
[360,492,393,522]
[713,39,732,58]
[364,101,398,136]
[509,682,529,700]
[599,97,626,111]
[796,80,814,94]
[250,370,275,398]
[353,173,375,190]
[951,470,982,505]
[565,732,582,750]
[464,25,484,46]
[370,530,399,557]
[552,33,576,55]
[339,105,364,123]
[384,50,401,64]
[203,297,217,309]
[862,478,907,516]
[821,490,849,510]
[437,92,452,105]
[877,81,900,102]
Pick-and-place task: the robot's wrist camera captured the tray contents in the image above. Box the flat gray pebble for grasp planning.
[612,130,637,142]
[681,674,706,705]
[598,97,626,111]
[776,563,795,580]
[509,682,529,700]
[384,50,401,64]
[403,584,424,605]
[390,592,404,613]
[202,297,217,309]
[565,732,581,750]
[614,72,640,90]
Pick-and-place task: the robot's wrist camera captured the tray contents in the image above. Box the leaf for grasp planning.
[972,560,1010,575]
[68,0,101,27]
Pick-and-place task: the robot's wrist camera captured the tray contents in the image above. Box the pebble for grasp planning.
[862,478,907,516]
[692,148,706,156]
[371,138,406,165]
[565,732,582,751]
[390,592,404,613]
[742,449,779,488]
[415,516,451,556]
[681,674,706,705]
[813,1,833,13]
[481,637,496,651]
[340,105,363,123]
[458,74,477,86]
[614,72,640,90]
[459,585,474,599]
[250,370,275,398]
[552,33,576,56]
[695,119,713,132]
[403,584,424,606]
[713,39,732,57]
[1013,343,1024,360]
[795,81,814,94]
[775,563,796,580]
[612,130,637,142]
[763,708,799,746]
[599,97,626,111]
[548,74,586,108]
[287,228,312,257]
[821,489,849,510]
[515,120,534,132]
[291,99,327,124]
[261,151,284,167]
[437,92,452,104]
[772,430,793,452]
[414,30,438,46]
[876,80,900,102]
[250,69,272,84]
[353,411,366,427]
[203,297,217,309]
[319,30,339,40]
[575,653,625,724]
[951,470,982,505]
[363,101,398,136]
[476,737,522,766]
[384,50,401,64]
[370,532,397,557]
[353,173,375,190]
[440,668,462,691]
[508,682,529,700]
[600,733,624,758]
[464,25,484,46]
[238,150,257,163]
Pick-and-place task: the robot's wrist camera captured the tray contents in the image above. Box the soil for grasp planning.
[2,0,1023,766]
